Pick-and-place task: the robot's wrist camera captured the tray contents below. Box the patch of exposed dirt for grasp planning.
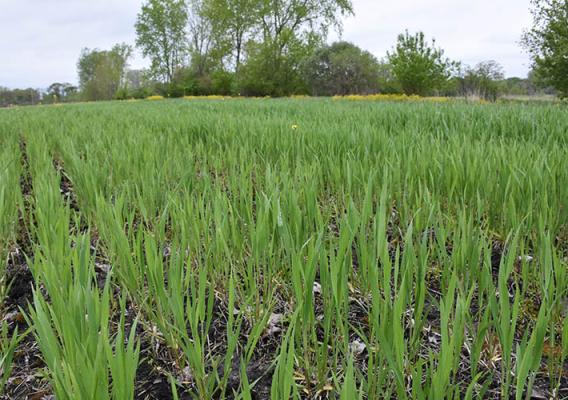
[5,251,33,309]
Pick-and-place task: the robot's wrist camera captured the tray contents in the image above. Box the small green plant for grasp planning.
[26,234,139,400]
[0,321,25,394]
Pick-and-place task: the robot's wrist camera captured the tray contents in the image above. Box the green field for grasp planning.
[1,99,568,399]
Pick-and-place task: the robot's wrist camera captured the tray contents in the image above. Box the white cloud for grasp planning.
[335,0,533,76]
[0,0,533,88]
[1,0,147,88]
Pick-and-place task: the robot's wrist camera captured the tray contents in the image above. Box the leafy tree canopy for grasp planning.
[303,41,380,96]
[387,31,458,96]
[522,0,568,98]
[136,0,188,84]
[77,44,132,101]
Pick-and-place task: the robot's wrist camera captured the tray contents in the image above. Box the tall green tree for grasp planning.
[135,0,188,84]
[187,0,227,78]
[203,0,259,74]
[459,60,505,101]
[522,0,568,98]
[240,34,314,96]
[46,83,78,103]
[303,41,380,96]
[241,0,353,96]
[387,31,458,96]
[77,44,132,101]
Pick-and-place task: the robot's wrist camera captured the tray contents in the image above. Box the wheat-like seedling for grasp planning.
[0,99,567,398]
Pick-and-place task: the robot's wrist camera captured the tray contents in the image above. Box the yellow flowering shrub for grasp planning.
[332,94,452,102]
[183,95,228,100]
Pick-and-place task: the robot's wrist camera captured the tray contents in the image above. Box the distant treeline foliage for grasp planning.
[2,0,564,105]
[0,83,78,107]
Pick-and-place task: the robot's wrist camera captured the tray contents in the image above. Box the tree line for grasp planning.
[1,0,566,106]
[0,83,78,107]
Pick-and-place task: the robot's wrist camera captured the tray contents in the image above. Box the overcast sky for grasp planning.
[1,0,533,89]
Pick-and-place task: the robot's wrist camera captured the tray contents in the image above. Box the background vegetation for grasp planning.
[2,0,566,105]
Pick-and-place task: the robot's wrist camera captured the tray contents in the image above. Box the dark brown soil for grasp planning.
[5,252,33,309]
